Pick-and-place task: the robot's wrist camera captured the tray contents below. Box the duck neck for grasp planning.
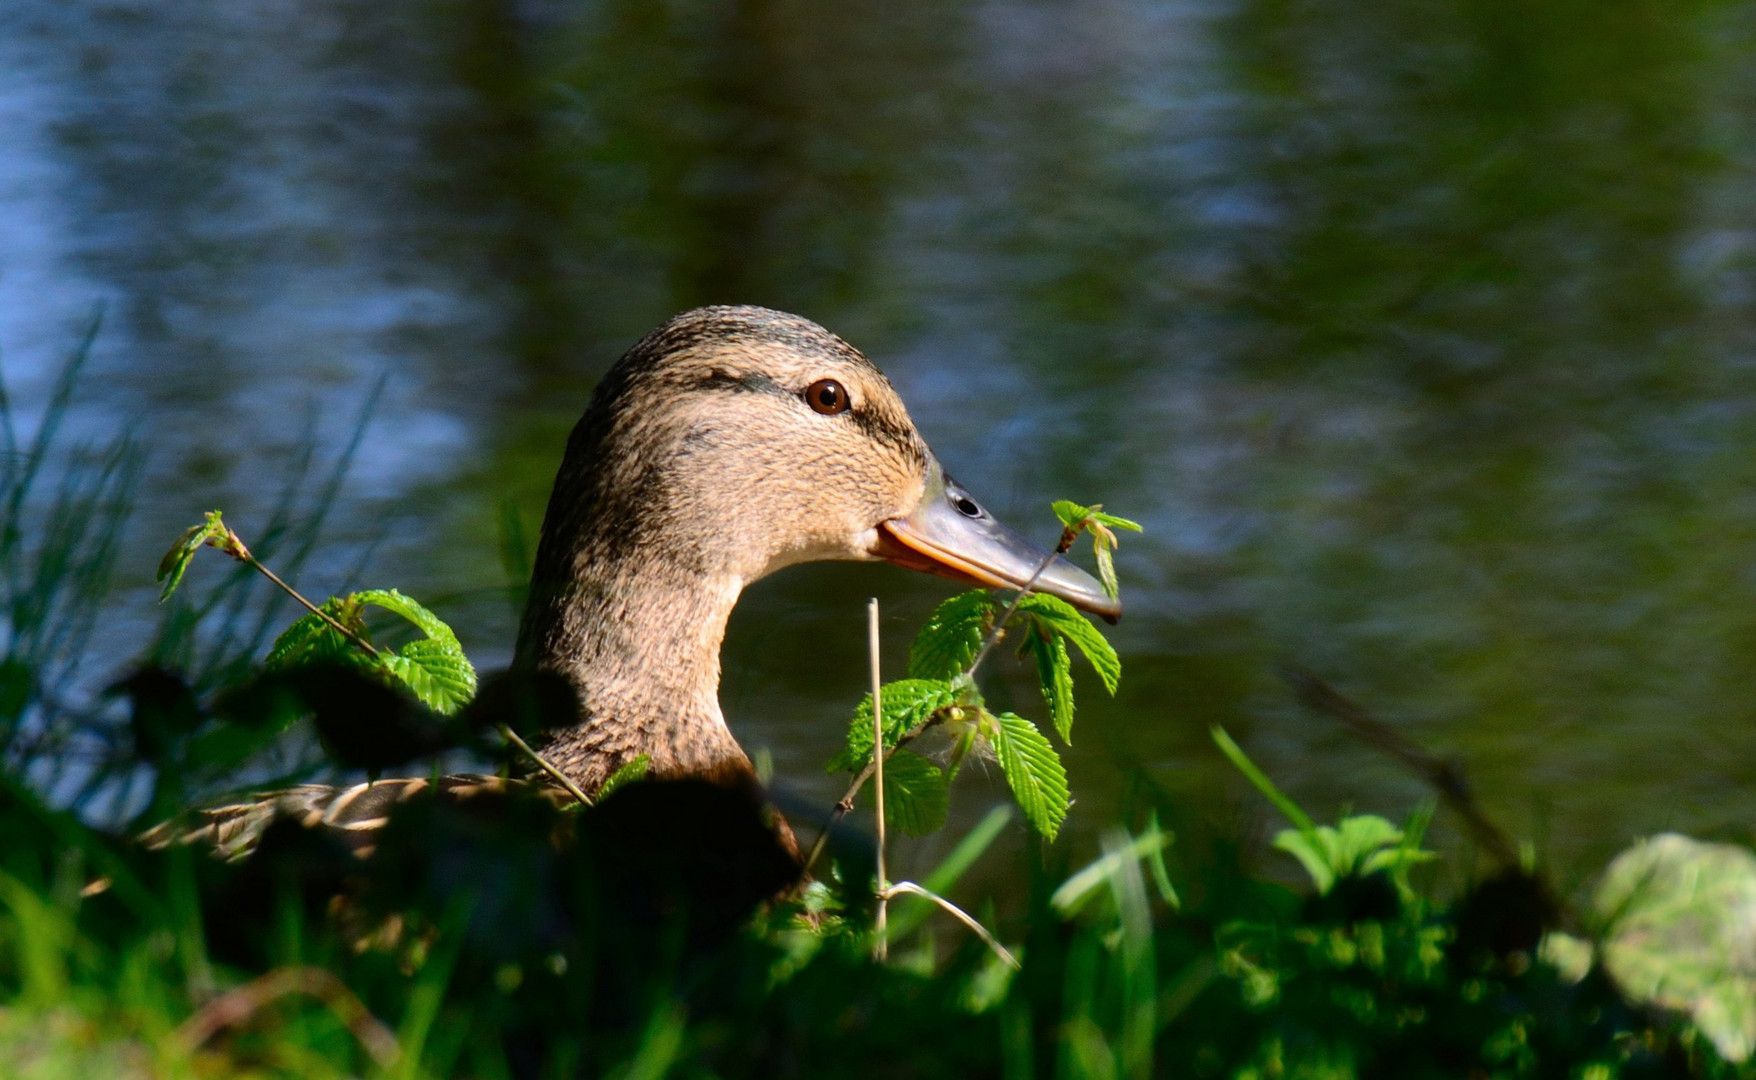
[518,550,751,793]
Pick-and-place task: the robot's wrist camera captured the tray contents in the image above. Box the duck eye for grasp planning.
[805,378,850,415]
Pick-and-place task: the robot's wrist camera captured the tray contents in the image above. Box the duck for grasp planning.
[149,306,1117,862]
[512,304,1118,796]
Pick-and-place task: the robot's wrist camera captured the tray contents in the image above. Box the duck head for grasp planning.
[517,306,1116,792]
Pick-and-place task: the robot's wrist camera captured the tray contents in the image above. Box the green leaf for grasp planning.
[351,588,457,646]
[1271,815,1431,896]
[1272,828,1340,895]
[384,640,477,715]
[264,589,478,714]
[991,711,1069,841]
[907,590,997,679]
[877,750,949,837]
[265,600,367,672]
[596,755,650,800]
[1090,510,1142,532]
[155,510,227,602]
[1016,594,1120,695]
[1051,500,1095,529]
[1027,625,1075,744]
[1594,833,1756,1062]
[827,678,962,772]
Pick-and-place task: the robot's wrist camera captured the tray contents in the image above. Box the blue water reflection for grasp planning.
[6,0,1756,878]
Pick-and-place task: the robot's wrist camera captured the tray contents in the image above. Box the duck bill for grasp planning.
[876,462,1122,623]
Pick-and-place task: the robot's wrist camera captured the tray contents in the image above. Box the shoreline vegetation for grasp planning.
[5,341,1756,1078]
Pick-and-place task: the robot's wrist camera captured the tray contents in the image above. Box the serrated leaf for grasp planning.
[265,601,368,672]
[877,750,949,837]
[1017,594,1120,695]
[827,678,961,772]
[264,589,477,714]
[596,754,650,800]
[991,711,1069,840]
[907,590,997,679]
[1051,500,1095,529]
[352,588,459,647]
[384,638,477,715]
[1028,625,1075,744]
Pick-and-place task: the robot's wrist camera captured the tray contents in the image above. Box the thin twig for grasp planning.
[870,598,888,962]
[499,723,593,808]
[963,527,1075,680]
[241,554,383,659]
[171,966,401,1069]
[881,881,1020,970]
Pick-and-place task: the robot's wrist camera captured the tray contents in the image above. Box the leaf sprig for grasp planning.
[1051,500,1142,601]
[266,588,477,715]
[825,498,1136,844]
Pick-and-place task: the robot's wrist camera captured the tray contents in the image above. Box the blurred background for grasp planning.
[5,0,1756,889]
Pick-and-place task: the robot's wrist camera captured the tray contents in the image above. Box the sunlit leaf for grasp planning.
[877,750,949,837]
[264,589,477,714]
[1027,624,1075,744]
[265,600,366,672]
[1272,829,1340,896]
[908,590,997,680]
[1211,725,1316,832]
[1091,510,1142,533]
[1051,499,1095,529]
[351,588,456,646]
[991,711,1069,841]
[1016,594,1120,694]
[384,639,476,715]
[828,678,963,772]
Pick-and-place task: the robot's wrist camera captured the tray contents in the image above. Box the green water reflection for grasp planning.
[9,0,1756,880]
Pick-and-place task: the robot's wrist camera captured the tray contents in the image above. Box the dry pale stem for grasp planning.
[869,598,888,962]
[881,881,1019,970]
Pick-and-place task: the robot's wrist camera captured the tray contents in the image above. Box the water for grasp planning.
[7,0,1756,884]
